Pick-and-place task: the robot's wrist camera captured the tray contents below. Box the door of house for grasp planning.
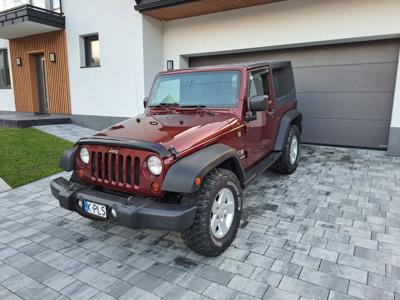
[35,54,49,113]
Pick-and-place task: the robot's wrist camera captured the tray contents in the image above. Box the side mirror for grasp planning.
[249,95,268,111]
[245,95,268,122]
[143,97,149,108]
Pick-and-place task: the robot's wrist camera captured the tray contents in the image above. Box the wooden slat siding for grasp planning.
[143,0,285,20]
[9,30,71,114]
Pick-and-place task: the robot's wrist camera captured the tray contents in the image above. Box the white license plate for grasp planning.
[83,200,107,218]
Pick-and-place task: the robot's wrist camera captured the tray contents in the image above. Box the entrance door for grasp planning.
[35,54,49,113]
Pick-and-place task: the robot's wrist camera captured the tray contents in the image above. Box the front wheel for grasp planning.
[181,168,242,256]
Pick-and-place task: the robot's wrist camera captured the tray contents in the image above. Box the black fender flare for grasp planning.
[274,109,302,151]
[162,144,245,194]
[59,146,78,172]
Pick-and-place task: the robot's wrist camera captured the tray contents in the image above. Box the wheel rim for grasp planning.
[290,135,298,165]
[210,188,235,239]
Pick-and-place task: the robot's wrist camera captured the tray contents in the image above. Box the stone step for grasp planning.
[0,113,70,128]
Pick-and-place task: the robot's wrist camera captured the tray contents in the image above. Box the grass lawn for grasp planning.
[0,127,73,188]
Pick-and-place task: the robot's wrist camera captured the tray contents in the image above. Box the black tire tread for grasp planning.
[273,125,300,174]
[181,168,241,256]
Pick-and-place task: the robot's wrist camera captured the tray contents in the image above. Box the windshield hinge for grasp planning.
[168,146,179,159]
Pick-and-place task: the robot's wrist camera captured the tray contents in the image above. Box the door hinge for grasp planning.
[267,109,276,117]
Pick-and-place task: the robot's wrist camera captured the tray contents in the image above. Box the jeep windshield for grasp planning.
[148,71,241,108]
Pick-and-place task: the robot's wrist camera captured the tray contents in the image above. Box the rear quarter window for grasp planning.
[273,66,294,99]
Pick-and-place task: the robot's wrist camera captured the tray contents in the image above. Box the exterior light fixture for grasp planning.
[16,57,22,66]
[49,52,56,63]
[167,60,174,71]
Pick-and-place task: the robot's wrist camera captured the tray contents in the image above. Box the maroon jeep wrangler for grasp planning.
[51,61,302,256]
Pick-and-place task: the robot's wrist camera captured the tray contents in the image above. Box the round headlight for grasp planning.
[80,147,90,164]
[147,156,163,176]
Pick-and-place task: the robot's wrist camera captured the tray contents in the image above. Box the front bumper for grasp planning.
[50,177,196,231]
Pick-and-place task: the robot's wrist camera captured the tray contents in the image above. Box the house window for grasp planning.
[84,34,100,67]
[0,49,11,89]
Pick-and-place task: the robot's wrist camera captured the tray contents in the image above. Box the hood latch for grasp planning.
[168,146,179,159]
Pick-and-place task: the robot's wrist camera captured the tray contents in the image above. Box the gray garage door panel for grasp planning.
[190,40,400,68]
[189,39,399,149]
[294,63,398,93]
[303,118,390,148]
[298,92,393,120]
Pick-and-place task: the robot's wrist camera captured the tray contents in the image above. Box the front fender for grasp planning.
[59,146,78,172]
[162,144,245,194]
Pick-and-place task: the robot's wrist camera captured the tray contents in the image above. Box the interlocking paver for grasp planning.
[319,260,368,284]
[299,267,349,293]
[348,280,394,300]
[279,275,329,300]
[244,252,274,269]
[270,259,302,278]
[219,257,255,277]
[337,252,385,274]
[263,286,299,300]
[177,274,211,294]
[291,252,321,270]
[250,267,282,286]
[309,247,338,262]
[203,282,238,300]
[1,125,400,299]
[196,265,234,286]
[228,275,268,298]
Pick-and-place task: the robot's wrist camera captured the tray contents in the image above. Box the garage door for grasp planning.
[189,39,400,149]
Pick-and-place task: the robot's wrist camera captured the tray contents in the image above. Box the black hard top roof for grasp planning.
[189,60,292,70]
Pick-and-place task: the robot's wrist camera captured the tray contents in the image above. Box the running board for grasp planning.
[244,151,282,186]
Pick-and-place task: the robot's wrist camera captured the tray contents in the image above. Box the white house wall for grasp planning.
[0,39,15,112]
[142,16,164,97]
[163,0,400,68]
[63,0,147,118]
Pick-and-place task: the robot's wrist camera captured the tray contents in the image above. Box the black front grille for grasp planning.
[90,151,140,186]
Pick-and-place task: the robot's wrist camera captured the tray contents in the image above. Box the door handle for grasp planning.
[267,109,275,117]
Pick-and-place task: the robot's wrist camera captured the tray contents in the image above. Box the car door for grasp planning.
[243,69,276,169]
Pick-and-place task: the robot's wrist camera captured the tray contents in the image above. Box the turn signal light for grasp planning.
[151,182,161,193]
[78,170,84,177]
[195,177,201,186]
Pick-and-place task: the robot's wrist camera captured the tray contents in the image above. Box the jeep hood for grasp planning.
[94,112,241,155]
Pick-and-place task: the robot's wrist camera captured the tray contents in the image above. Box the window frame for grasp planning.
[83,34,100,68]
[0,48,11,90]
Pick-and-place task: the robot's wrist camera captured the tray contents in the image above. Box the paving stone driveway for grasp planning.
[1,125,400,299]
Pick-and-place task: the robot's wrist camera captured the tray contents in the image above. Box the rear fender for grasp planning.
[274,109,302,151]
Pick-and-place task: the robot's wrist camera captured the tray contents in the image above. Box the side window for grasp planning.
[0,49,11,89]
[248,71,268,98]
[273,67,293,99]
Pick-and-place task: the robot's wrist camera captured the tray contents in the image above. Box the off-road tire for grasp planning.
[273,124,300,174]
[181,168,242,256]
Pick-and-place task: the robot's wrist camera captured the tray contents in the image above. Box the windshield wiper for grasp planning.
[149,103,180,113]
[180,105,215,116]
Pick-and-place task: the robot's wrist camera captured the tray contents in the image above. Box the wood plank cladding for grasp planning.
[9,30,71,114]
[141,0,285,21]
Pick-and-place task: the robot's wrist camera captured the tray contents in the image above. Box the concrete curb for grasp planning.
[0,177,11,193]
